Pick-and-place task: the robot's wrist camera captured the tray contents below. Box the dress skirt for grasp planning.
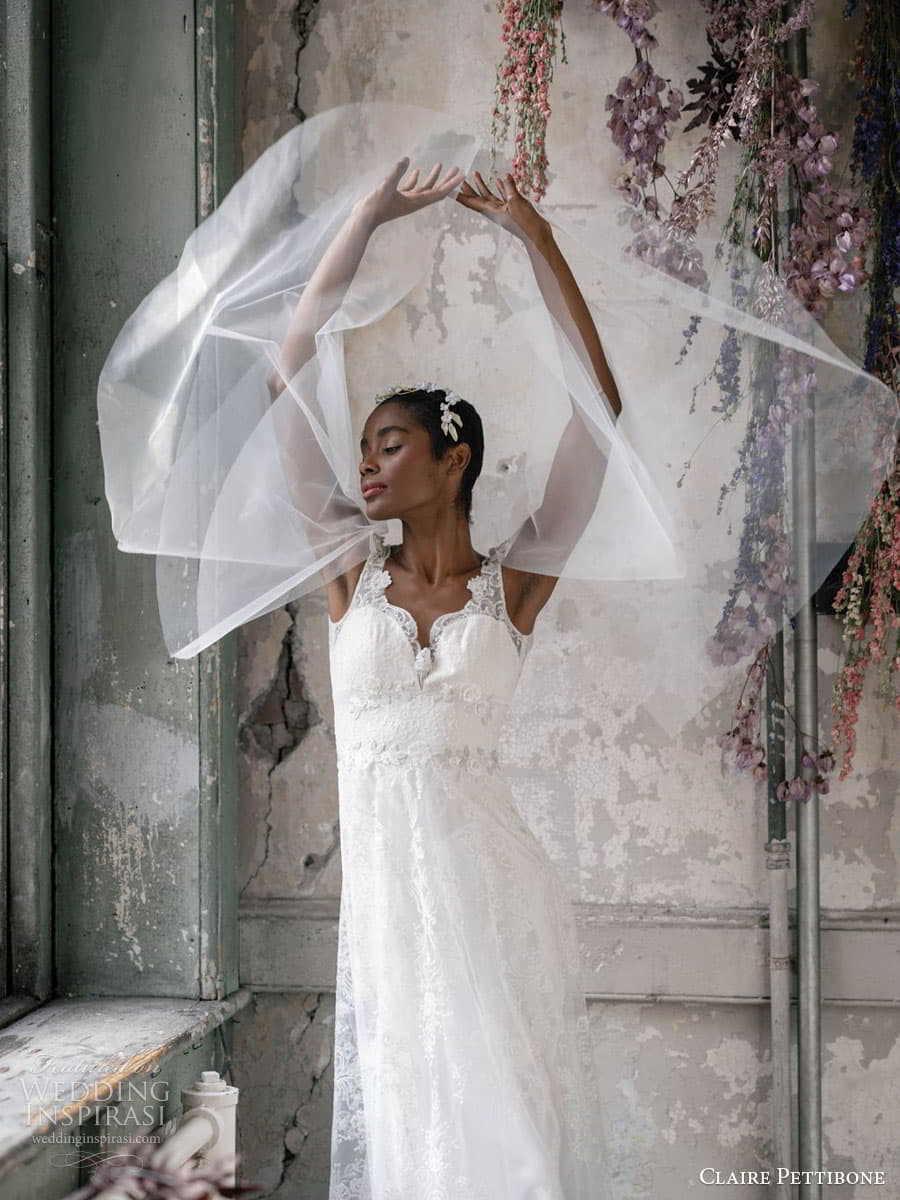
[328,754,612,1200]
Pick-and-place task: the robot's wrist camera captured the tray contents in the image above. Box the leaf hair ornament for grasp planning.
[439,391,464,441]
[374,380,465,442]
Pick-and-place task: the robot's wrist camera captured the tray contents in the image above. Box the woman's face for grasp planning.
[358,401,467,519]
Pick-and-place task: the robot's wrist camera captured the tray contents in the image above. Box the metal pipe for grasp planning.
[755,129,792,1186]
[84,1114,217,1200]
[151,1109,221,1172]
[766,457,793,1199]
[82,1070,238,1200]
[784,13,822,1198]
[766,834,794,1200]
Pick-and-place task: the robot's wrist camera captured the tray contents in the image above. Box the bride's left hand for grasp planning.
[456,171,552,244]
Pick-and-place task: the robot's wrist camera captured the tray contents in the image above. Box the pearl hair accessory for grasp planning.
[374,381,464,441]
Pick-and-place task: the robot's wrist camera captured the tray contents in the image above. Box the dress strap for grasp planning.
[329,530,388,638]
[486,532,518,562]
[468,540,532,655]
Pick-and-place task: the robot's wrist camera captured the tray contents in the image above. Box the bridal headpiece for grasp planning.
[375,380,464,442]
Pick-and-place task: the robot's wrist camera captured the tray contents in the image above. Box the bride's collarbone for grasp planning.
[381,565,483,649]
[385,560,539,642]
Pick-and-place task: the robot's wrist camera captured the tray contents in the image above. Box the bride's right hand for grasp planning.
[352,157,463,227]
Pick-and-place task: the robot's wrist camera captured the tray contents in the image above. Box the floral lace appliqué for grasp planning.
[346,678,501,724]
[338,738,502,775]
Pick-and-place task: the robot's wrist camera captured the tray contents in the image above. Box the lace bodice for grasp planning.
[328,530,533,773]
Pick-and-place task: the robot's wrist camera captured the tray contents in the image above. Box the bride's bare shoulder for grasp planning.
[326,560,367,624]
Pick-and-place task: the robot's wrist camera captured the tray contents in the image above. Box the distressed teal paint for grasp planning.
[3,0,54,1007]
[51,0,239,997]
[0,69,6,1007]
[196,0,240,1003]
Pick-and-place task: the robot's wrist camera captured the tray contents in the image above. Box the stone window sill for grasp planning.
[0,988,253,1182]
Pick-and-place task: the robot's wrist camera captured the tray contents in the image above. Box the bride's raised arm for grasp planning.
[268,159,463,397]
[456,173,622,617]
[266,160,464,544]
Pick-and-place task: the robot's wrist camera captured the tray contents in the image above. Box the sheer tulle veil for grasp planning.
[96,101,898,736]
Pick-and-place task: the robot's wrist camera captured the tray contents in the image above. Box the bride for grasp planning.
[266,158,619,1199]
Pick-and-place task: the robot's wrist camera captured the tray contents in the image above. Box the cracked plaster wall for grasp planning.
[232,3,900,1197]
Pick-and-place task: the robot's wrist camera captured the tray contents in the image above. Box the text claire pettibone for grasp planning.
[700,1168,885,1186]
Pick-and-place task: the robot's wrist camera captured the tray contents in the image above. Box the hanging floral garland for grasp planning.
[490,0,567,200]
[488,0,897,794]
[595,0,862,802]
[829,0,900,780]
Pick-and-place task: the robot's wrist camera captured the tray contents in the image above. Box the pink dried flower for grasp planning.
[831,447,900,779]
[491,0,567,200]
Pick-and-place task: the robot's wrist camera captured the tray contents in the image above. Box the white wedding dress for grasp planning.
[327,529,611,1200]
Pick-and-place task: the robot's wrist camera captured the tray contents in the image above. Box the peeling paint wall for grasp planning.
[234,3,900,1197]
[239,601,342,901]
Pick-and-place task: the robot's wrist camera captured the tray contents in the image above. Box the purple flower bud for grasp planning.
[630,59,651,86]
[788,777,810,801]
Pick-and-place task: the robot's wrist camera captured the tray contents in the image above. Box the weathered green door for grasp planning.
[3,0,240,1001]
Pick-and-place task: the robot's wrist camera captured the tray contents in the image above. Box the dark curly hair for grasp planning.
[371,387,484,523]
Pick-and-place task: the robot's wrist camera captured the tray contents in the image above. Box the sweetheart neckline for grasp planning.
[379,550,490,653]
[327,532,535,666]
